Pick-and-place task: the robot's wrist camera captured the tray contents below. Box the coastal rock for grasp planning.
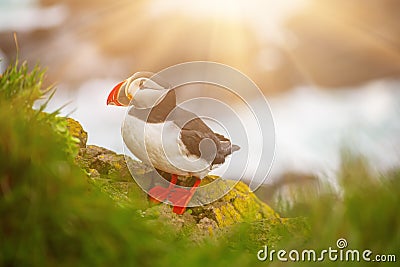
[67,118,281,231]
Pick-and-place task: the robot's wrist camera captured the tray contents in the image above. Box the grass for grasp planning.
[268,155,400,266]
[0,60,399,266]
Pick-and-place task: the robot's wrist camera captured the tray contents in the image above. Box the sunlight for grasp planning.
[149,0,309,34]
[150,0,246,20]
[150,0,307,21]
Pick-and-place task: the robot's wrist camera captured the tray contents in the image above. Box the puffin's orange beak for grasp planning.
[107,81,125,106]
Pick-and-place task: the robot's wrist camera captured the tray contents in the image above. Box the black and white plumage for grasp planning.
[107,73,240,179]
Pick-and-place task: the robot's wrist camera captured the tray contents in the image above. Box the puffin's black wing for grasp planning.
[127,88,240,165]
[169,107,240,165]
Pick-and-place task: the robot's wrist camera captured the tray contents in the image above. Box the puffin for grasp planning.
[107,72,240,214]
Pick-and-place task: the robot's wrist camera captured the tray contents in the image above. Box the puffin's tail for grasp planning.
[219,141,240,156]
[231,144,240,153]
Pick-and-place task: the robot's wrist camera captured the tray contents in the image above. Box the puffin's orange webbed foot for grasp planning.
[148,174,178,203]
[170,178,201,214]
[148,175,201,215]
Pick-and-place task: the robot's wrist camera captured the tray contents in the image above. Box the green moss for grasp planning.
[211,183,273,227]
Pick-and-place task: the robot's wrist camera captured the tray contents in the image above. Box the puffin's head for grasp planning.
[107,72,169,108]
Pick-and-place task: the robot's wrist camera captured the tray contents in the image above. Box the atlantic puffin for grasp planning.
[107,72,240,214]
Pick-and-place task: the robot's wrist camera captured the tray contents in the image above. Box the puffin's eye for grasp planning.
[139,79,145,89]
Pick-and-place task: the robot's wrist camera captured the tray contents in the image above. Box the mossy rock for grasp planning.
[67,118,289,236]
[66,117,87,148]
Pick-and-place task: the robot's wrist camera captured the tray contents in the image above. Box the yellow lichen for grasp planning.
[113,162,121,170]
[66,118,87,148]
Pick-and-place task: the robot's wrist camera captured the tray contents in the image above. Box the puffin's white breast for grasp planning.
[122,115,211,178]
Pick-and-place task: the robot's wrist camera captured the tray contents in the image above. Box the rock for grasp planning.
[192,176,279,227]
[77,145,152,181]
[68,118,283,234]
[75,144,149,209]
[255,172,319,207]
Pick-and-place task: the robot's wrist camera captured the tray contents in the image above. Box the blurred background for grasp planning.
[1,0,400,189]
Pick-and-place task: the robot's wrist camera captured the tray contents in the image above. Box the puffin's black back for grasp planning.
[128,89,240,165]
